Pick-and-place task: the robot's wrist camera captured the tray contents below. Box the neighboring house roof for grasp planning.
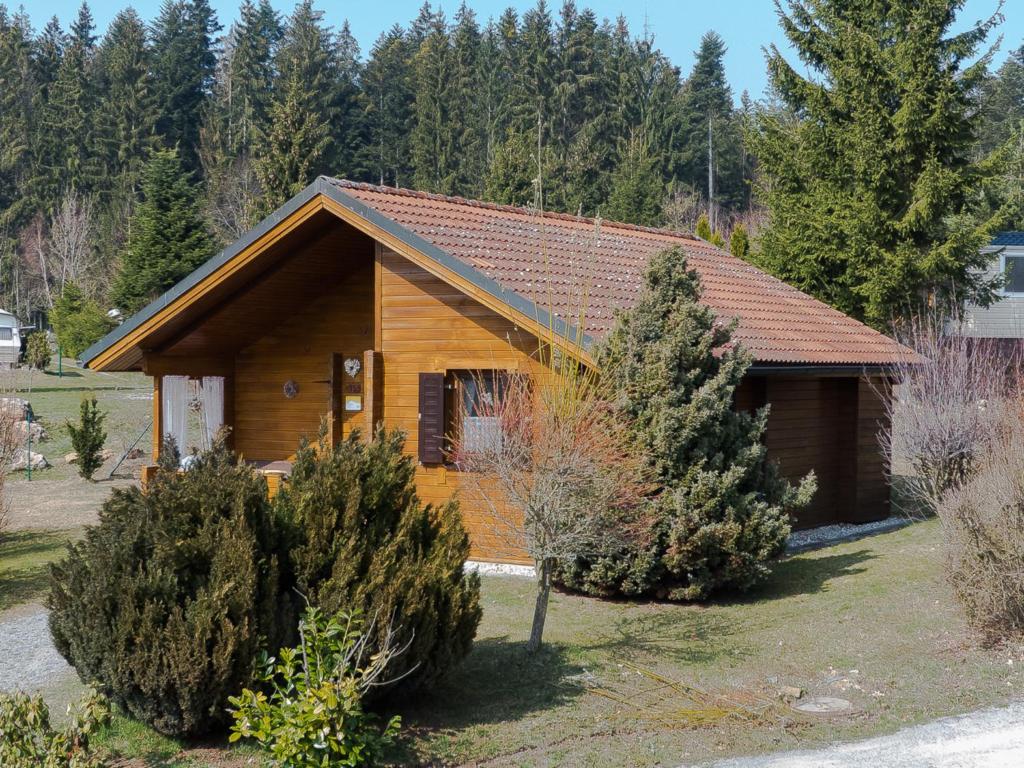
[991,232,1024,246]
[83,177,915,370]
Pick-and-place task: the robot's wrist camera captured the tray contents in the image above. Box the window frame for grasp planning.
[1001,251,1024,296]
[444,369,511,462]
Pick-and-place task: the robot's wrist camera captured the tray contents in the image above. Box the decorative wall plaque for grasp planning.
[283,379,299,399]
[344,357,361,378]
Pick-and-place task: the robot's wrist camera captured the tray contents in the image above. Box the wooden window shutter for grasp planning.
[418,372,445,464]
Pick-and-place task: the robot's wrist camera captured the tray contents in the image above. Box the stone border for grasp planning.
[464,560,536,578]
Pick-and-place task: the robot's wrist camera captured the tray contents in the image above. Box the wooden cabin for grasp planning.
[83,178,913,564]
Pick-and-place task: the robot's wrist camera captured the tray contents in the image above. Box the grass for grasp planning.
[0,528,78,611]
[77,520,1022,767]
[4,359,151,482]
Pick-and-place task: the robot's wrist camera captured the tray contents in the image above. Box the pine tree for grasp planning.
[112,148,214,313]
[363,24,414,186]
[41,2,97,198]
[150,0,220,172]
[94,9,155,204]
[410,8,455,192]
[751,0,1009,326]
[332,21,367,179]
[253,0,335,208]
[604,135,662,226]
[559,248,813,600]
[675,31,743,223]
[449,3,485,196]
[978,46,1024,157]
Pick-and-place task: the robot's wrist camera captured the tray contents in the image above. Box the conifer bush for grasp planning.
[67,396,107,480]
[558,247,815,600]
[48,439,289,737]
[275,427,481,696]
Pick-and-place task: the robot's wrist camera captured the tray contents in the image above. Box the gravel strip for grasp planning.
[786,516,916,553]
[0,605,84,711]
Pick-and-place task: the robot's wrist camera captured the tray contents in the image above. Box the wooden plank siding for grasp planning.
[378,247,541,564]
[735,375,891,528]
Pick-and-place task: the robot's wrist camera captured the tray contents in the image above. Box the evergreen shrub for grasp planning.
[25,332,51,370]
[557,247,815,600]
[276,427,481,696]
[48,439,289,737]
[67,396,107,480]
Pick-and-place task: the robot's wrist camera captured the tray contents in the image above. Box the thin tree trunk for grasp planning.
[527,557,553,653]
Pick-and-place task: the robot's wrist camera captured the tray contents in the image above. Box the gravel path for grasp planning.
[0,603,84,711]
[701,701,1024,767]
[786,516,915,553]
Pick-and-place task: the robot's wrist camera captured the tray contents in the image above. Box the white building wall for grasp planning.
[961,246,1024,339]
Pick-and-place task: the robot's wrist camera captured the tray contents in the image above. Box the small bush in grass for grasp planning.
[937,425,1024,641]
[276,427,481,695]
[48,439,290,737]
[67,396,107,480]
[229,607,402,767]
[25,332,50,370]
[0,688,110,767]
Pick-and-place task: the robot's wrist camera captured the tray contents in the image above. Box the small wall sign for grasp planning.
[345,394,363,411]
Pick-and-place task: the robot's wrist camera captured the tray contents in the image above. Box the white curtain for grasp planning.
[199,376,225,450]
[161,375,189,459]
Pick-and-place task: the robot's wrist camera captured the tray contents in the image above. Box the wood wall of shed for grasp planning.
[735,375,891,527]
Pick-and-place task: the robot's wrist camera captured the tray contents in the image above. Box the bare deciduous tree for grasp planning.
[450,351,651,653]
[881,313,1021,514]
[48,191,97,296]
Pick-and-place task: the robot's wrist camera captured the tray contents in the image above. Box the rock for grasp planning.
[13,420,46,442]
[10,449,49,471]
[779,686,803,700]
[65,451,78,464]
[124,447,144,460]
[0,397,30,421]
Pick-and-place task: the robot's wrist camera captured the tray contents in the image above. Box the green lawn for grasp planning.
[72,520,1020,767]
[0,528,78,611]
[5,359,151,482]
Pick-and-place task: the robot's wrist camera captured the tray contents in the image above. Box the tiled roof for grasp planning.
[992,232,1024,246]
[330,179,912,366]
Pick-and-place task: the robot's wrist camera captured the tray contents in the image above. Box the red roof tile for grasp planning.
[330,179,913,366]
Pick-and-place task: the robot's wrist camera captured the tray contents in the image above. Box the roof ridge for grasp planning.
[325,177,700,242]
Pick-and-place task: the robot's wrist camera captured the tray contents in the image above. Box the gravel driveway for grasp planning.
[702,701,1024,767]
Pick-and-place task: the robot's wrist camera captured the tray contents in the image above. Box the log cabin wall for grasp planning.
[378,246,541,564]
[735,375,891,528]
[231,230,375,460]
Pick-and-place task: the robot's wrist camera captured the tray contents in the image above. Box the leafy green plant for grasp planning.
[276,426,481,694]
[229,607,402,767]
[0,688,111,768]
[67,396,107,480]
[48,438,290,737]
[24,332,51,371]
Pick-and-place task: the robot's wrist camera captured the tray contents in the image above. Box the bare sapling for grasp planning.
[450,349,650,653]
[881,313,1020,514]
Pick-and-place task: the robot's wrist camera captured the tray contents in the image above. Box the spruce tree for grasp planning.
[50,281,112,359]
[66,395,106,480]
[449,3,485,196]
[559,248,814,600]
[253,0,335,208]
[750,0,1009,326]
[604,136,662,226]
[112,148,214,313]
[0,8,34,243]
[410,8,455,193]
[978,47,1024,158]
[150,0,220,172]
[363,25,415,186]
[332,20,368,180]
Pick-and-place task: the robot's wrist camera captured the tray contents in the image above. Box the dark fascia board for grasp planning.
[82,177,589,368]
[746,363,897,376]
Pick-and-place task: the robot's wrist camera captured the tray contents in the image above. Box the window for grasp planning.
[447,371,508,456]
[0,328,11,341]
[1005,255,1024,294]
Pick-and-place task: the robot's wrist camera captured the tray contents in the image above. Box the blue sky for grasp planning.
[17,0,1023,99]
